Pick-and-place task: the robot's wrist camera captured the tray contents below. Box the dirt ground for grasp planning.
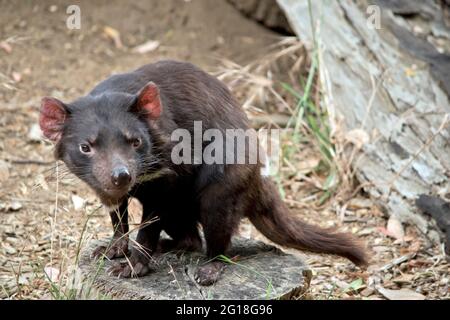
[0,1,448,300]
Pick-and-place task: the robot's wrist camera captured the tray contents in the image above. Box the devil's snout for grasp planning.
[111,166,132,188]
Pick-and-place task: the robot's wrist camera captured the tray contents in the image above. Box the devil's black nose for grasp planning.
[111,166,131,188]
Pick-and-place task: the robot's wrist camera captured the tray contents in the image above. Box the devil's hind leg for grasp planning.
[195,180,243,286]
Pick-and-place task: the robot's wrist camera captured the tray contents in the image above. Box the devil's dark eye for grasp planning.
[131,138,142,148]
[79,144,91,154]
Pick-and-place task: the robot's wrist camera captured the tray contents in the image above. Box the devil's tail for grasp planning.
[247,178,368,266]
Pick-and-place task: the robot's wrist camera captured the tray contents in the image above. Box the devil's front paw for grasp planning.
[91,237,129,260]
[107,250,154,278]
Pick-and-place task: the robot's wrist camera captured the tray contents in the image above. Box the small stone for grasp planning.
[49,5,58,12]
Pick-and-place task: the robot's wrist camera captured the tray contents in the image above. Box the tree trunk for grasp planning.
[277,0,450,234]
[78,236,312,300]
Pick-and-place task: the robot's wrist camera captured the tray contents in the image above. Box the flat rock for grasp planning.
[78,237,312,300]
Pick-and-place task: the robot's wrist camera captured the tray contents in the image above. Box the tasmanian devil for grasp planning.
[39,60,368,285]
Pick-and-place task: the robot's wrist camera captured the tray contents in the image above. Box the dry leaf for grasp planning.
[71,195,86,211]
[377,227,391,237]
[44,267,60,282]
[360,287,375,297]
[3,243,17,255]
[392,274,414,285]
[18,275,29,285]
[28,123,43,142]
[0,160,10,182]
[330,276,350,290]
[357,228,374,236]
[408,241,421,252]
[9,201,22,211]
[36,175,49,190]
[296,157,320,175]
[1,201,23,212]
[387,216,405,240]
[290,181,301,194]
[0,41,12,53]
[376,286,425,300]
[345,129,369,149]
[103,26,123,49]
[405,67,417,77]
[347,197,373,209]
[132,40,160,54]
[12,71,22,83]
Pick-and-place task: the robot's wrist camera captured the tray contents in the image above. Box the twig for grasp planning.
[6,158,54,166]
[379,252,417,272]
[50,162,59,269]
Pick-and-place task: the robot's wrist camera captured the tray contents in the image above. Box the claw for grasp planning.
[92,239,129,261]
[106,260,152,278]
[134,263,142,276]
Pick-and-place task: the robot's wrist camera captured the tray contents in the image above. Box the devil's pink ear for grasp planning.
[135,82,162,120]
[39,97,69,142]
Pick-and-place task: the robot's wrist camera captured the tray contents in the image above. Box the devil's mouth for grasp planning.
[103,185,133,196]
[97,182,135,203]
